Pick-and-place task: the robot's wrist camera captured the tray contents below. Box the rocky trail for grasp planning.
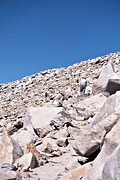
[0,52,120,180]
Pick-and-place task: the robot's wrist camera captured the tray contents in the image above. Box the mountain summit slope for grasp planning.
[0,52,120,179]
[0,52,119,124]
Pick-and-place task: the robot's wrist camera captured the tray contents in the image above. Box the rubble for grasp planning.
[0,52,120,179]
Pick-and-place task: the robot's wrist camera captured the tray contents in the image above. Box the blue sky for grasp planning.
[0,0,120,83]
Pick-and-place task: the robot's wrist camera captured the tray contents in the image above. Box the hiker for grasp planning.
[80,77,87,96]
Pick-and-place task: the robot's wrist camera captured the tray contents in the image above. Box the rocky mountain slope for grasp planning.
[0,52,120,180]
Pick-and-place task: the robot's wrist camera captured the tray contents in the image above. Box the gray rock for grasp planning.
[12,128,37,147]
[63,163,91,180]
[92,91,120,126]
[73,125,106,157]
[102,144,120,180]
[0,128,23,166]
[27,106,64,129]
[106,72,120,95]
[93,61,114,94]
[14,152,38,171]
[77,93,107,116]
[83,120,120,180]
[0,170,16,180]
[12,112,38,147]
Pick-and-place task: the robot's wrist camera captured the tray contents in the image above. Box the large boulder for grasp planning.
[12,129,37,147]
[106,79,120,95]
[77,93,107,116]
[92,91,120,126]
[106,72,120,95]
[73,125,106,157]
[83,120,120,180]
[27,106,63,129]
[92,61,114,94]
[0,128,23,166]
[102,144,120,180]
[12,113,37,147]
[73,111,120,158]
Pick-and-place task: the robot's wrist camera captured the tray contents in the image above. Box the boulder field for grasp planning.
[0,52,120,179]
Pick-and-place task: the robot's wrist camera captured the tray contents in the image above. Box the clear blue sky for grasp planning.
[0,0,120,83]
